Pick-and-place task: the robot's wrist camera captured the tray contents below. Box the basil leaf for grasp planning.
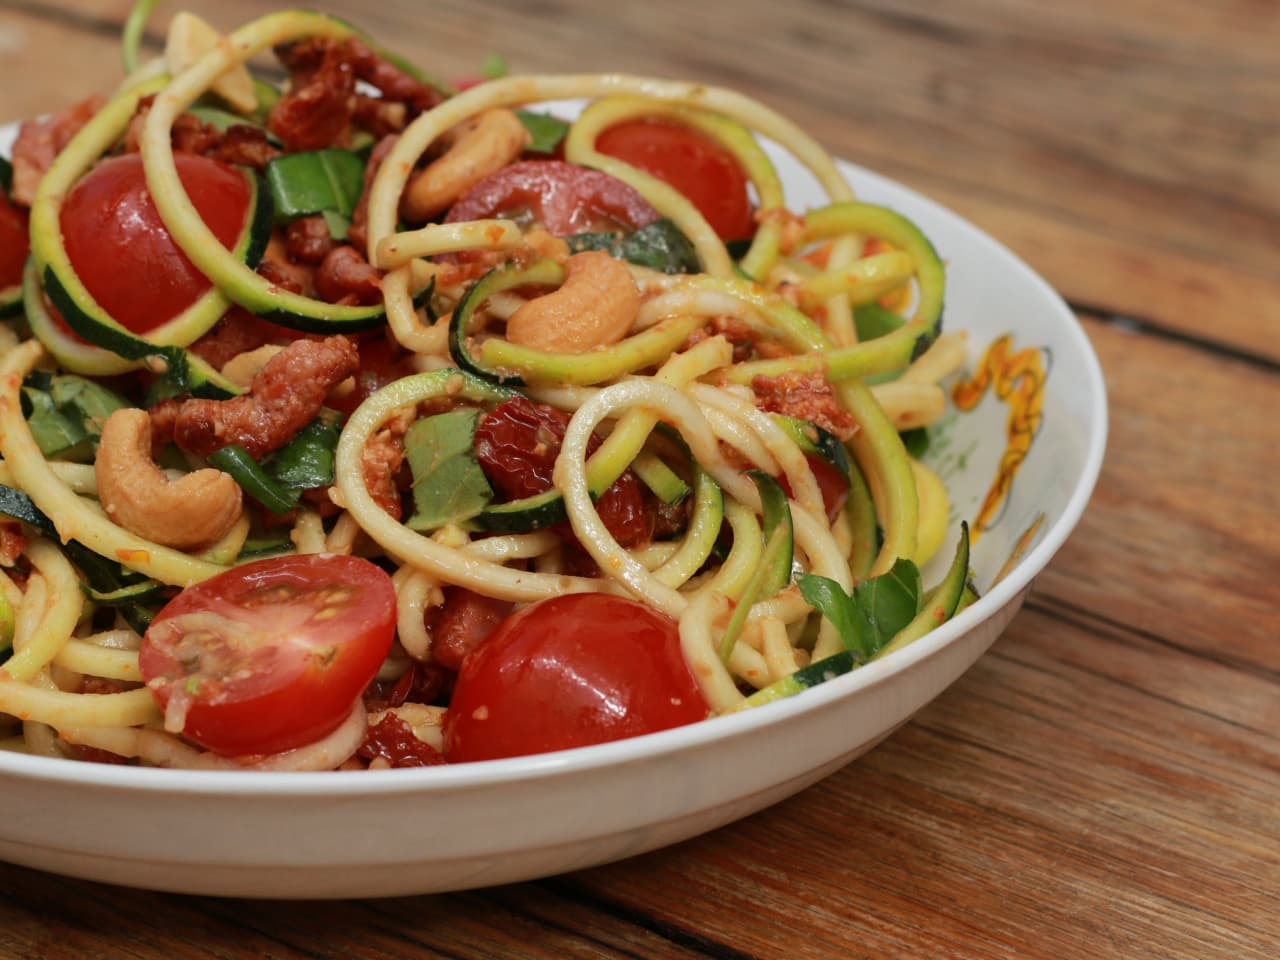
[265,149,366,222]
[50,375,129,437]
[22,387,90,459]
[515,109,569,154]
[269,419,340,492]
[799,557,922,661]
[566,219,699,275]
[405,408,493,531]
[208,445,299,514]
[481,53,509,79]
[321,209,351,242]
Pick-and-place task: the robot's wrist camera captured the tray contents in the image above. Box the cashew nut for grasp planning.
[504,251,640,353]
[400,108,531,222]
[95,409,243,551]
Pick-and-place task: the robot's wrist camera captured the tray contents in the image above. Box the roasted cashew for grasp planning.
[95,409,243,550]
[400,108,531,222]
[505,250,640,353]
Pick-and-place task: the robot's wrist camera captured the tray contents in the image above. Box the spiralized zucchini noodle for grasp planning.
[0,5,975,771]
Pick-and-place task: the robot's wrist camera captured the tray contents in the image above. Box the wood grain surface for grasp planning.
[0,1,1277,958]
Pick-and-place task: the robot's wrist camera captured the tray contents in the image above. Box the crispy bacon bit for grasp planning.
[10,95,105,205]
[271,38,442,152]
[152,335,358,458]
[429,588,514,671]
[752,370,859,442]
[315,244,383,305]
[257,254,311,297]
[188,308,308,370]
[361,404,414,520]
[269,39,357,152]
[353,94,408,138]
[124,97,280,172]
[208,124,280,172]
[0,521,26,567]
[357,713,446,768]
[347,133,398,254]
[285,215,334,265]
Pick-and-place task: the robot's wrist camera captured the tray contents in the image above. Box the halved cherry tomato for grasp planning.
[0,192,29,289]
[444,159,660,236]
[443,593,708,762]
[596,118,756,242]
[139,554,396,757]
[60,152,251,335]
[474,396,654,547]
[779,452,851,523]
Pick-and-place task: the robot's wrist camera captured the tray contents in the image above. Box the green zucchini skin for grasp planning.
[0,286,21,317]
[471,487,568,533]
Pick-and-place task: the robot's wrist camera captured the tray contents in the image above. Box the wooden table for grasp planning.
[2,1,1277,956]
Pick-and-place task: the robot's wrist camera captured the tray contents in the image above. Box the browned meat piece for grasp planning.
[360,405,413,521]
[429,588,514,671]
[208,124,280,172]
[353,94,408,139]
[344,38,443,114]
[285,215,334,265]
[257,253,312,297]
[153,336,359,459]
[751,370,858,441]
[187,308,312,370]
[315,244,383,305]
[10,95,105,205]
[269,38,357,151]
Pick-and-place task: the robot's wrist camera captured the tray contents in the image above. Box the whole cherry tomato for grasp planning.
[595,118,756,241]
[0,192,29,290]
[60,152,251,334]
[139,554,396,757]
[444,159,660,236]
[443,594,708,762]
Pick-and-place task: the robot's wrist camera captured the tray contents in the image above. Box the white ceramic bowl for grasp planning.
[0,123,1106,898]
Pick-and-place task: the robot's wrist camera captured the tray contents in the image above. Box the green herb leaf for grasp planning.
[515,109,570,154]
[799,557,922,661]
[566,219,699,274]
[481,53,509,79]
[208,445,299,514]
[268,419,340,492]
[265,149,366,222]
[900,426,929,459]
[320,209,351,242]
[22,386,90,459]
[405,408,494,531]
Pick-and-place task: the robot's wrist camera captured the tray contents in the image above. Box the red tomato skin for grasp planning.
[474,396,654,547]
[779,452,851,524]
[60,153,250,335]
[444,159,660,236]
[595,119,756,242]
[139,554,396,757]
[443,594,708,763]
[0,192,29,289]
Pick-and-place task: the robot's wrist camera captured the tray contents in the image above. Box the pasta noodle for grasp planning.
[0,4,970,770]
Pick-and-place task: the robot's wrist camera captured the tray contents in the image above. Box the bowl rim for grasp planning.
[0,149,1108,799]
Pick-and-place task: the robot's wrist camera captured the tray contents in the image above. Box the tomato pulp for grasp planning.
[0,192,29,289]
[60,152,251,334]
[445,159,660,236]
[595,118,756,242]
[139,554,396,757]
[443,593,708,762]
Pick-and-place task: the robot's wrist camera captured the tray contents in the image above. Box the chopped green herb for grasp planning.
[265,149,366,222]
[404,408,494,531]
[566,218,699,275]
[798,557,922,661]
[515,109,570,154]
[480,53,509,79]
